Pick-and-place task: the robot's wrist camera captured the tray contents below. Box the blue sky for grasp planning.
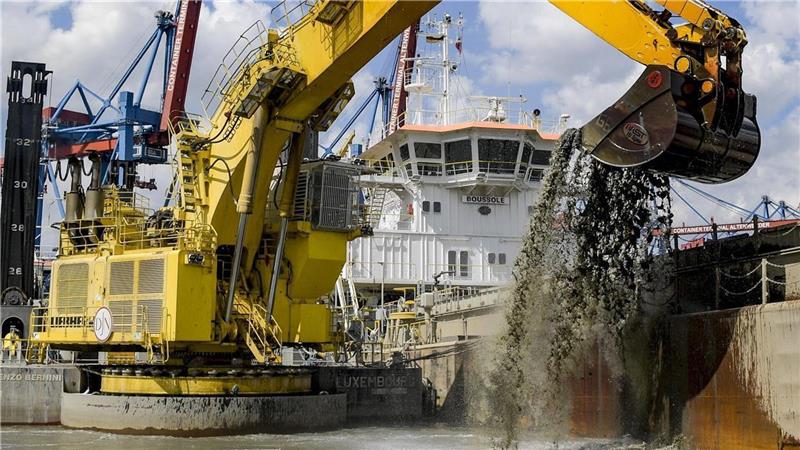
[1,0,798,247]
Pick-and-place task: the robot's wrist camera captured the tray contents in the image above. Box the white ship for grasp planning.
[334,13,568,347]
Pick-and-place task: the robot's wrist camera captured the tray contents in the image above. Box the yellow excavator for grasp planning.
[30,0,758,398]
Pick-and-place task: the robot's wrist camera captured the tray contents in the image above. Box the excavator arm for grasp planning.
[551,0,759,183]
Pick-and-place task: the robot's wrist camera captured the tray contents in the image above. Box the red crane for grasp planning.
[161,0,202,132]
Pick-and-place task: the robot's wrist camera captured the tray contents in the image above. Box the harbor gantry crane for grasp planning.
[28,0,759,399]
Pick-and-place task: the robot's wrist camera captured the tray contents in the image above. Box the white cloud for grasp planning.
[477,1,637,84]
[541,67,642,125]
[739,0,800,121]
[1,1,271,119]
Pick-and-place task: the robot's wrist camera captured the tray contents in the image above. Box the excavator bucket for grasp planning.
[581,66,760,184]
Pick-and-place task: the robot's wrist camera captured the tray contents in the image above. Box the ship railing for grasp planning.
[425,263,513,284]
[29,305,153,345]
[355,157,537,180]
[430,285,508,311]
[346,261,418,282]
[476,160,518,176]
[441,160,519,176]
[695,255,800,307]
[380,109,565,141]
[369,213,416,231]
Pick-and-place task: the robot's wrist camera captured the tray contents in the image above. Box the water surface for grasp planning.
[1,424,635,449]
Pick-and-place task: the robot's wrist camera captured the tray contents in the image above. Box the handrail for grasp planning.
[30,304,157,344]
[200,20,301,122]
[59,215,217,255]
[346,261,418,280]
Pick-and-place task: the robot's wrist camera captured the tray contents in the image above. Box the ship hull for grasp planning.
[401,299,800,448]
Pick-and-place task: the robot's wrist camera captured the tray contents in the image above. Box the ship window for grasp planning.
[531,149,551,165]
[417,162,442,176]
[399,143,410,161]
[444,139,472,175]
[448,250,457,273]
[488,253,496,264]
[422,201,431,212]
[498,253,507,265]
[521,142,533,164]
[405,163,413,177]
[460,251,469,277]
[433,201,441,213]
[414,142,442,159]
[528,169,544,182]
[519,142,533,176]
[478,139,518,174]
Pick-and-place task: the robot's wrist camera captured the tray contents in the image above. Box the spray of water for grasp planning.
[488,129,672,448]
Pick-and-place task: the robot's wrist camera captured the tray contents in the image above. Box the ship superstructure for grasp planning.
[338,14,568,312]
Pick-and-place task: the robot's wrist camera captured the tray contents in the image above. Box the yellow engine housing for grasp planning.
[35,248,216,347]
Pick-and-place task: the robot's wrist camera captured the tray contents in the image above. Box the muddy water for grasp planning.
[0,425,643,449]
[487,129,672,447]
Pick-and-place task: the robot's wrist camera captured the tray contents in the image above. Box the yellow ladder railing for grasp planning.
[244,302,283,364]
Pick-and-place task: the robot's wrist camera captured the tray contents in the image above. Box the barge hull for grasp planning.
[60,392,347,435]
[664,300,800,449]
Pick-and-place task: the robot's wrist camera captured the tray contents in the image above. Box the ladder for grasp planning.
[177,140,201,217]
[244,301,282,364]
[365,186,389,227]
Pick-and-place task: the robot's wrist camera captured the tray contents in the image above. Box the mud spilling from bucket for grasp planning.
[488,129,672,448]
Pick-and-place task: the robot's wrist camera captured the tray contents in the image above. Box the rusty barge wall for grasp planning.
[664,300,800,449]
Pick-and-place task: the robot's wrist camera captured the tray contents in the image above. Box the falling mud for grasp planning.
[488,129,673,448]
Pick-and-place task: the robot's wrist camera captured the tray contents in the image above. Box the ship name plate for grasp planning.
[462,195,508,205]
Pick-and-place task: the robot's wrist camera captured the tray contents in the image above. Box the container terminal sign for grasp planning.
[462,195,508,205]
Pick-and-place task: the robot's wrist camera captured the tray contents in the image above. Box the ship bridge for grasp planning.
[344,121,559,304]
[335,11,568,308]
